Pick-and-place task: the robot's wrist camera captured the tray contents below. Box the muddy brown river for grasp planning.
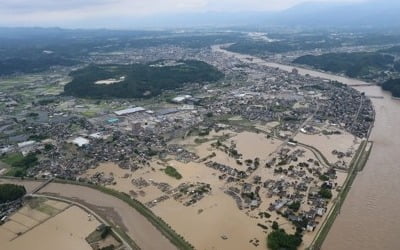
[215,45,400,250]
[0,179,176,250]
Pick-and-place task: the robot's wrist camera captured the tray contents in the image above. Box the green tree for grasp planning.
[288,201,301,212]
[164,166,182,180]
[0,184,26,203]
[267,229,302,250]
[319,188,333,199]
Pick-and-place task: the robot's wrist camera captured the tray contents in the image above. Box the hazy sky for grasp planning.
[0,0,368,27]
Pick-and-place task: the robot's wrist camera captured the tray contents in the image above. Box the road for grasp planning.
[269,101,320,156]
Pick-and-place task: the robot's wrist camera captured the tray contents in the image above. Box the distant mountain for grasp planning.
[107,0,400,29]
[93,12,270,29]
[273,0,400,28]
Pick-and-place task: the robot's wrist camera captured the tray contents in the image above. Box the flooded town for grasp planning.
[2,0,400,247]
[0,36,377,250]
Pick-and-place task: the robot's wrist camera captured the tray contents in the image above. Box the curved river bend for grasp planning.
[214,45,400,250]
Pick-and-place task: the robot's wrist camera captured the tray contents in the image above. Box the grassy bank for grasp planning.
[357,141,374,171]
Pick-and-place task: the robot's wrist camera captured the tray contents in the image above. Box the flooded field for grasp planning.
[0,178,176,250]
[232,131,280,160]
[40,182,176,250]
[0,198,98,250]
[295,129,360,166]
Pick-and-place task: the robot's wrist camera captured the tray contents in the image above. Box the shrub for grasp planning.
[164,166,182,180]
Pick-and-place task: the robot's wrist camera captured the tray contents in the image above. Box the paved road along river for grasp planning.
[214,45,400,250]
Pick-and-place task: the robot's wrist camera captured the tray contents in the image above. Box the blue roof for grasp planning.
[107,118,119,123]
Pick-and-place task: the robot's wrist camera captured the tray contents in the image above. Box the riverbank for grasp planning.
[308,140,370,249]
[323,85,400,250]
[0,198,100,250]
[0,177,187,250]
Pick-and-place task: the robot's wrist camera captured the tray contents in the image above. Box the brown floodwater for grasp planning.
[324,86,400,250]
[2,205,100,250]
[215,45,400,250]
[0,179,176,250]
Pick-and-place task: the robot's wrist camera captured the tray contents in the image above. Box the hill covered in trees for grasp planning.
[0,184,26,203]
[228,41,296,54]
[227,37,345,55]
[293,52,396,78]
[64,60,223,99]
[382,78,400,97]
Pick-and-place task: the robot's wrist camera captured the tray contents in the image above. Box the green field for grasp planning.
[1,152,38,177]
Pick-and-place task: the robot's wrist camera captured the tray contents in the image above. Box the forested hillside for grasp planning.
[64,60,223,99]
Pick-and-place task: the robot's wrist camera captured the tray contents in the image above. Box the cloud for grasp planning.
[205,0,367,11]
[0,0,119,13]
[0,0,369,27]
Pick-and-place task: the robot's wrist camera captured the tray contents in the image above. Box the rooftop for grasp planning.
[114,107,146,116]
[72,137,90,147]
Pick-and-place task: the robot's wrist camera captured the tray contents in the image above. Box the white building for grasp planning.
[89,132,103,139]
[17,141,36,148]
[114,107,146,116]
[17,141,36,156]
[180,104,195,110]
[72,137,90,147]
[172,95,192,103]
